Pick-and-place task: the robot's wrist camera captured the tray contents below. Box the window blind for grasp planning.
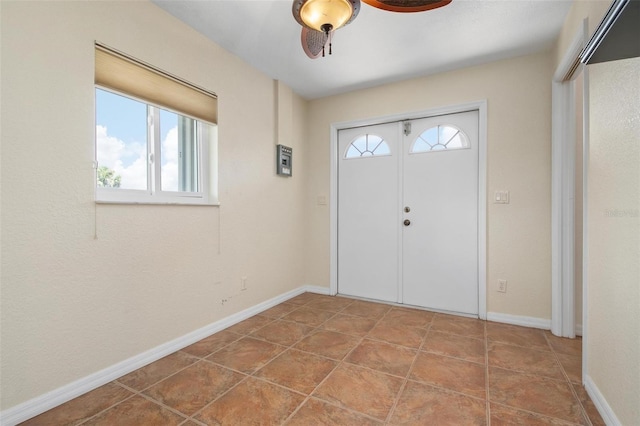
[95,44,217,124]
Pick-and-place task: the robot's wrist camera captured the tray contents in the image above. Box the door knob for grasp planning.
[404,219,411,226]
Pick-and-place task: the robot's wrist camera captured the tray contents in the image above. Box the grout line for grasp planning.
[543,332,594,426]
[284,305,395,424]
[75,386,139,425]
[383,319,433,424]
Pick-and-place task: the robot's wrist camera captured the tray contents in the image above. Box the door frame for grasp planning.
[551,21,588,339]
[329,101,488,319]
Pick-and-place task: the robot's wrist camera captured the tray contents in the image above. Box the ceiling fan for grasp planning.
[293,0,452,58]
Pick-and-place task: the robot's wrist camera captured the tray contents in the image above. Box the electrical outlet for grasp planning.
[240,276,247,291]
[498,279,507,293]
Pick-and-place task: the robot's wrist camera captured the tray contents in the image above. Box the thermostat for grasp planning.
[276,144,292,177]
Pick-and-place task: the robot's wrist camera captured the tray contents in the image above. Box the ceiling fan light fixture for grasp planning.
[293,0,360,33]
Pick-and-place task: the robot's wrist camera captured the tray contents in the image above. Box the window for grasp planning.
[410,125,470,153]
[345,134,391,158]
[94,44,218,205]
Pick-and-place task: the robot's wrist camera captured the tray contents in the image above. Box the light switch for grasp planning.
[494,190,510,204]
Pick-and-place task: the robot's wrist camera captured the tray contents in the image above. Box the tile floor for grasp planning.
[21,293,605,425]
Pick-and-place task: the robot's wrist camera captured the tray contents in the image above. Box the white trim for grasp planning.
[330,101,488,319]
[486,312,551,330]
[551,23,587,338]
[581,53,591,385]
[0,285,328,426]
[584,375,622,426]
[575,323,583,336]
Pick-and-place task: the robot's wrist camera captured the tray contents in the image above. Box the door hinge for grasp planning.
[403,121,411,136]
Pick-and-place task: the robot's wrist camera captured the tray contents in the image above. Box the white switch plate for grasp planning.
[494,190,510,204]
[498,279,507,293]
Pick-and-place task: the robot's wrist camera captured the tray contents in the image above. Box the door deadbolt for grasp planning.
[404,206,411,213]
[404,219,411,226]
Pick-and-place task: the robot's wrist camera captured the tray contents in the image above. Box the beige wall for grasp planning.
[305,52,554,319]
[587,56,640,424]
[0,1,308,410]
[555,1,639,423]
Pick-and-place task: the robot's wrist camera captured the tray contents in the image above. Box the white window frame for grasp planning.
[95,87,218,206]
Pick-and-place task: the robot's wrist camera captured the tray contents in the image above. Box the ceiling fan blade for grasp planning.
[301,27,328,59]
[362,0,451,13]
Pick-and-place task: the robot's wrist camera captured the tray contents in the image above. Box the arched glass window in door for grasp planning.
[345,134,391,159]
[411,125,470,153]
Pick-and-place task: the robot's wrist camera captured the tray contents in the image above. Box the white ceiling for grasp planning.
[153,0,572,99]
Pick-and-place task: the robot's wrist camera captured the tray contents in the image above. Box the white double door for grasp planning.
[337,110,479,315]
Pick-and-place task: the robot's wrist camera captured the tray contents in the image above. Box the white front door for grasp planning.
[337,122,400,303]
[402,111,479,314]
[337,110,479,315]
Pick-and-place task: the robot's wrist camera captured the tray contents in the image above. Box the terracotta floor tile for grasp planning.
[381,307,434,328]
[487,322,551,351]
[260,302,299,319]
[287,292,322,305]
[488,342,565,380]
[250,319,314,346]
[19,383,133,426]
[367,322,427,349]
[294,330,361,360]
[423,330,486,364]
[313,363,403,421]
[410,352,486,399]
[117,351,199,391]
[305,296,354,312]
[490,403,579,425]
[346,339,417,377]
[196,377,305,425]
[389,381,487,425]
[207,336,284,374]
[286,398,382,425]
[572,383,606,426]
[22,296,596,426]
[224,314,273,335]
[321,313,377,336]
[83,395,185,425]
[557,352,582,383]
[546,332,583,357]
[282,306,336,327]
[143,361,244,416]
[181,330,240,358]
[488,367,585,424]
[432,314,485,339]
[255,348,337,394]
[341,300,392,319]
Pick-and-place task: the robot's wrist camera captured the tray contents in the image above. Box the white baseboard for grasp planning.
[584,375,621,426]
[486,312,551,330]
[0,285,328,426]
[575,323,583,336]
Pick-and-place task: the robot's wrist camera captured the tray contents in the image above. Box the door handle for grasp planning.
[404,219,411,226]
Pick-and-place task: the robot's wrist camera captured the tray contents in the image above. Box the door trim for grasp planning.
[329,101,488,319]
[551,22,588,339]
